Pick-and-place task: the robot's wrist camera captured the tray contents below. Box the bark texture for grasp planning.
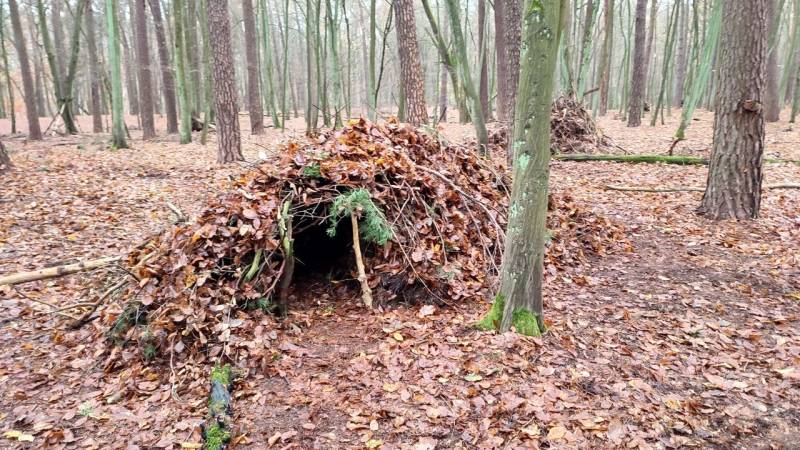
[135,0,155,139]
[504,0,522,123]
[598,0,614,115]
[478,0,489,120]
[85,2,103,133]
[764,0,780,122]
[8,0,41,140]
[494,0,509,121]
[627,0,648,127]
[242,0,264,134]
[698,0,767,220]
[394,0,428,125]
[207,0,243,163]
[148,0,179,134]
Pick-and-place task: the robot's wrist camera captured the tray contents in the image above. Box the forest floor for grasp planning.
[0,109,799,449]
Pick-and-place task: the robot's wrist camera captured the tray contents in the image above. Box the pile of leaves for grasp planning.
[489,96,617,154]
[100,119,628,369]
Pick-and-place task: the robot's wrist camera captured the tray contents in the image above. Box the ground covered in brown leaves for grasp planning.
[1,110,799,449]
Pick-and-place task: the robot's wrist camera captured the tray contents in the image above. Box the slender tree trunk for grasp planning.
[174,0,192,143]
[260,0,280,127]
[85,1,103,133]
[0,139,11,171]
[650,0,679,126]
[305,0,319,131]
[367,0,377,121]
[207,0,243,163]
[487,0,565,337]
[598,0,614,115]
[698,0,767,220]
[324,0,344,128]
[106,0,128,148]
[394,0,428,125]
[576,0,598,98]
[186,0,202,116]
[643,0,657,102]
[505,0,522,124]
[135,0,155,139]
[199,0,213,144]
[0,3,17,134]
[627,0,648,127]
[765,0,781,122]
[281,0,290,129]
[494,0,509,122]
[673,0,689,106]
[8,0,42,140]
[446,0,488,152]
[120,8,139,117]
[149,0,179,134]
[242,0,264,134]
[478,0,490,120]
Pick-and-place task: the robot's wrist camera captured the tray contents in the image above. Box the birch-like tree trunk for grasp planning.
[207,0,243,163]
[698,0,767,220]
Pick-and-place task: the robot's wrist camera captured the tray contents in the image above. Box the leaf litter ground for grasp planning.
[0,111,799,449]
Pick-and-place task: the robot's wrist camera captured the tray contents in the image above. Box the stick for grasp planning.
[606,183,800,192]
[555,154,800,165]
[165,201,187,223]
[351,213,373,309]
[0,256,120,286]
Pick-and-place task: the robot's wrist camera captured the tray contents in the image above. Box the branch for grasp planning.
[606,183,800,192]
[0,256,121,286]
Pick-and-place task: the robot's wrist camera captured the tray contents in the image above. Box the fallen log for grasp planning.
[555,154,800,166]
[606,183,800,193]
[0,256,120,286]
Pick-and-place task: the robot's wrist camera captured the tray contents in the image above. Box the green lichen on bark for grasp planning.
[476,295,505,331]
[203,422,230,450]
[210,364,232,386]
[511,308,544,336]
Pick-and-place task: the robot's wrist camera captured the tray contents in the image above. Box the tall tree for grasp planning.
[504,0,522,125]
[0,2,16,134]
[394,0,428,125]
[134,0,155,139]
[764,0,781,122]
[243,0,264,134]
[8,0,42,140]
[627,0,648,127]
[576,0,599,98]
[698,0,767,220]
[673,0,689,106]
[479,0,565,336]
[478,0,489,120]
[207,0,243,163]
[597,0,615,115]
[149,0,179,134]
[174,0,192,143]
[494,0,510,121]
[106,0,128,148]
[446,0,488,153]
[121,5,139,116]
[85,1,103,133]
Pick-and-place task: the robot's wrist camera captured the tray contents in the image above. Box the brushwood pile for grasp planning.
[101,118,629,370]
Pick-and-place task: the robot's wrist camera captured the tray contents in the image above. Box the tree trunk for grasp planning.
[394,0,428,125]
[120,7,139,117]
[106,0,128,148]
[174,0,192,144]
[207,0,243,164]
[135,0,156,139]
[483,0,564,337]
[698,0,767,220]
[0,139,11,172]
[324,0,343,128]
[478,0,490,120]
[627,0,648,127]
[186,0,203,116]
[242,0,264,134]
[597,0,614,115]
[504,0,522,124]
[0,2,17,134]
[85,2,103,133]
[576,0,598,98]
[494,0,509,122]
[149,0,179,134]
[8,0,42,140]
[643,0,657,102]
[673,0,689,106]
[764,0,781,122]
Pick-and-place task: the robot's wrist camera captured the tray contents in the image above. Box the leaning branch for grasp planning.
[0,256,120,286]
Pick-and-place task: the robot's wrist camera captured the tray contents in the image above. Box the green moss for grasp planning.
[210,364,232,386]
[302,163,322,178]
[203,422,230,450]
[476,294,505,331]
[511,308,543,336]
[208,399,227,417]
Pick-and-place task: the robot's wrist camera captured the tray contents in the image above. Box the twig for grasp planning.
[351,213,374,309]
[69,279,129,329]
